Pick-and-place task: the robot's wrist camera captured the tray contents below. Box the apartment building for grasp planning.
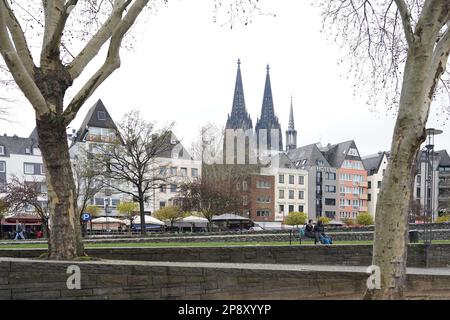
[319,141,368,221]
[362,151,389,217]
[287,143,338,220]
[261,153,308,222]
[0,129,47,211]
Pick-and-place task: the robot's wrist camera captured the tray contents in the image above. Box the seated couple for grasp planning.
[304,219,333,244]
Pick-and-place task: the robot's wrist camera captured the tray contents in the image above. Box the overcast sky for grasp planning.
[1,0,449,156]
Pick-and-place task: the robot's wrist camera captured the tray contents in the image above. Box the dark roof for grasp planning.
[267,153,296,169]
[157,131,193,160]
[287,143,331,168]
[0,130,39,157]
[437,150,450,167]
[319,140,362,168]
[362,152,386,175]
[74,99,119,142]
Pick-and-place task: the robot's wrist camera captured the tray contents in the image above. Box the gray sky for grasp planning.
[1,0,449,156]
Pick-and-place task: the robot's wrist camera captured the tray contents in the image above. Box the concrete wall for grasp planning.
[1,244,449,268]
[1,258,450,300]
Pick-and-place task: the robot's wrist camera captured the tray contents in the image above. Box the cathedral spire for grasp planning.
[226,59,253,130]
[286,95,297,151]
[255,64,283,152]
[288,95,295,130]
[260,64,275,121]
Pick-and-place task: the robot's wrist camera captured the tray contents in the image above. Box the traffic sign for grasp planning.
[81,213,92,222]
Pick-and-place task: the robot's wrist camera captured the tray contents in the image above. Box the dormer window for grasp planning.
[0,145,4,155]
[97,111,106,121]
[25,147,31,155]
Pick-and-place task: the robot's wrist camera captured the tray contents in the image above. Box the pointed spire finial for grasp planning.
[237,59,241,68]
[266,64,270,73]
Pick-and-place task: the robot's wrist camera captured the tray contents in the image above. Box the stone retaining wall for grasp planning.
[1,258,450,300]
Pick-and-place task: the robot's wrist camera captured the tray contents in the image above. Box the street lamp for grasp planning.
[422,128,442,266]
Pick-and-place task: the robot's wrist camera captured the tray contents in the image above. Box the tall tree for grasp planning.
[93,110,174,235]
[319,0,450,299]
[0,0,169,259]
[179,176,245,230]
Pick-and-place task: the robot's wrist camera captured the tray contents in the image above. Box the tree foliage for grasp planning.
[154,205,185,227]
[84,205,100,217]
[356,212,374,226]
[284,212,307,227]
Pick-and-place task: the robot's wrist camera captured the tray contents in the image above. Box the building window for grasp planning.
[298,191,304,200]
[191,168,198,177]
[242,181,248,191]
[298,205,304,212]
[97,111,106,120]
[368,193,372,201]
[279,175,285,184]
[180,167,187,177]
[325,198,336,206]
[340,199,345,207]
[289,190,294,199]
[39,183,48,194]
[298,176,304,185]
[256,180,271,189]
[289,175,295,184]
[170,167,177,176]
[170,184,177,193]
[256,210,270,217]
[325,172,336,180]
[325,185,336,193]
[288,205,294,213]
[159,185,166,193]
[0,145,4,155]
[279,205,284,214]
[0,161,5,172]
[257,196,271,203]
[377,181,382,189]
[236,182,240,191]
[416,187,420,198]
[279,190,285,199]
[111,199,120,207]
[417,175,421,184]
[159,201,166,208]
[24,163,35,175]
[368,181,372,189]
[242,195,248,206]
[94,198,104,206]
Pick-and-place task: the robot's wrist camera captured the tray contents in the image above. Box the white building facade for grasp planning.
[261,154,308,222]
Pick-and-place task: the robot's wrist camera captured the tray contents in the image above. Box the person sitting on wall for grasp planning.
[304,219,319,244]
[314,220,333,244]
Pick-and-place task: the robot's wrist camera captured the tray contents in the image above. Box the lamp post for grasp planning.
[422,128,442,266]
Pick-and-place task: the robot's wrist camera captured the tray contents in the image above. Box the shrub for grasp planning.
[356,212,374,225]
[436,215,450,223]
[284,212,308,227]
[318,216,331,225]
[342,218,355,226]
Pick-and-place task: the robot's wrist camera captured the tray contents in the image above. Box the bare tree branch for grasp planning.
[0,1,47,116]
[394,0,415,46]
